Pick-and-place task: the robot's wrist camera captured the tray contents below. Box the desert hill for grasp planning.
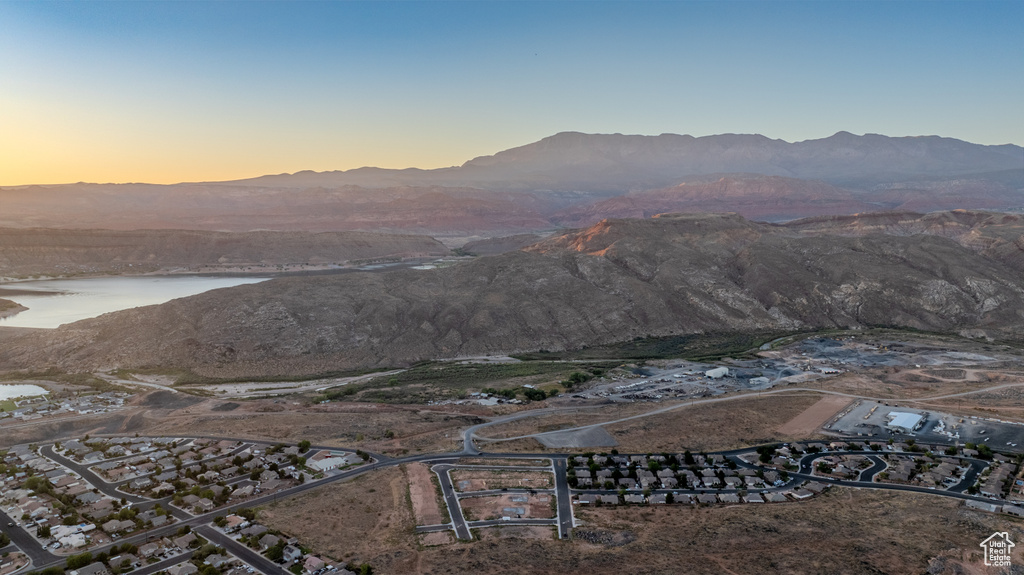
[2,212,1023,377]
[0,229,450,278]
[2,132,1020,236]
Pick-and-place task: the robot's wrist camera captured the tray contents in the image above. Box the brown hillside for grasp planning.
[0,229,451,277]
[2,212,1022,377]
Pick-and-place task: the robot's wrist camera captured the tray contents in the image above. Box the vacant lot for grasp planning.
[259,466,421,572]
[134,399,483,456]
[451,469,554,491]
[459,493,554,521]
[457,458,550,467]
[603,393,822,452]
[407,462,446,526]
[777,395,852,436]
[479,403,658,440]
[410,488,1024,575]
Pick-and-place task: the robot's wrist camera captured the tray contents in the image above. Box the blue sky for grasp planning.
[1,0,1021,184]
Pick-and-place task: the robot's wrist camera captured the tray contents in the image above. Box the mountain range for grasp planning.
[2,132,1020,236]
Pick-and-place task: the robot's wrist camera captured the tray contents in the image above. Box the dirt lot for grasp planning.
[259,466,421,570]
[817,369,1014,401]
[459,493,554,521]
[451,469,553,491]
[131,397,485,456]
[602,393,822,452]
[777,395,852,436]
[406,462,446,526]
[456,458,550,467]
[480,403,660,440]
[274,484,1024,575]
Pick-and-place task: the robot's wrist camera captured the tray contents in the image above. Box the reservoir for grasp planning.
[0,383,50,401]
[0,275,270,329]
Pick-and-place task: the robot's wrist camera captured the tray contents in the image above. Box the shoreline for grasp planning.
[0,255,458,285]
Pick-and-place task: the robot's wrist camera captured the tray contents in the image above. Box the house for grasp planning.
[241,524,268,537]
[282,545,304,563]
[744,493,765,503]
[173,532,197,549]
[1002,505,1024,517]
[138,543,160,557]
[623,494,645,504]
[304,556,326,573]
[598,495,618,505]
[109,554,140,569]
[205,554,232,568]
[718,493,740,504]
[765,492,788,503]
[167,564,198,575]
[71,563,110,575]
[576,494,599,504]
[696,494,718,504]
[259,534,281,550]
[649,494,668,504]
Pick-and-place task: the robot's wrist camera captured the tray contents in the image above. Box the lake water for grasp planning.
[0,383,50,400]
[0,276,270,329]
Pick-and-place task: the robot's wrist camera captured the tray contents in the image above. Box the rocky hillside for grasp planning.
[552,176,873,225]
[2,212,1023,378]
[784,210,1024,274]
[0,229,450,277]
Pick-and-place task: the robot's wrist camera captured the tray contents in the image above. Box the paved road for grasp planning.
[41,445,153,507]
[128,551,194,575]
[430,464,472,540]
[12,433,1017,572]
[552,458,572,539]
[197,525,289,575]
[859,455,887,482]
[0,506,50,566]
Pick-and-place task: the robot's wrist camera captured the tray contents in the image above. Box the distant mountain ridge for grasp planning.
[1,131,1020,235]
[223,131,1022,191]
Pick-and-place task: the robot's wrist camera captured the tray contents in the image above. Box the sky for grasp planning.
[1,1,1021,186]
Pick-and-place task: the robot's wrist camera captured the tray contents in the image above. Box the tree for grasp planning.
[265,544,285,562]
[523,388,546,401]
[665,492,675,504]
[298,440,311,453]
[213,516,227,528]
[37,525,51,539]
[66,552,94,570]
[683,451,695,465]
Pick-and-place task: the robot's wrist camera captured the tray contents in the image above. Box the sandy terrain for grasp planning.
[450,469,554,491]
[459,493,554,521]
[603,393,822,453]
[777,394,852,436]
[406,462,445,526]
[259,466,418,569]
[456,458,551,467]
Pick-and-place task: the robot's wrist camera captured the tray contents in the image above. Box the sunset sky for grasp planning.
[1,1,1021,186]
